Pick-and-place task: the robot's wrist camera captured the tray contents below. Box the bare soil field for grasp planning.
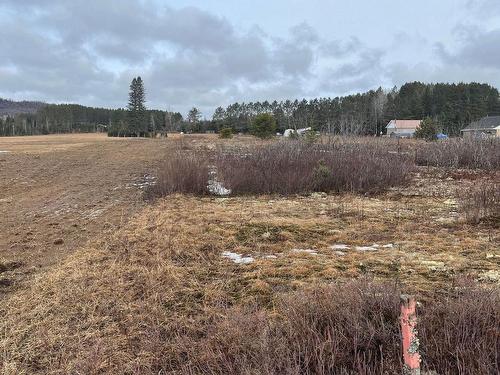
[0,134,498,374]
[0,134,176,294]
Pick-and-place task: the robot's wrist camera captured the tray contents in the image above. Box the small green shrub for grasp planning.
[312,160,332,191]
[250,113,276,139]
[219,128,233,139]
[304,129,320,143]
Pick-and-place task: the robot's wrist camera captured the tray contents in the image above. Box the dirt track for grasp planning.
[0,133,172,295]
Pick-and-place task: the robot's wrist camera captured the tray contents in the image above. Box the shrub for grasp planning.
[459,181,500,223]
[148,139,413,198]
[216,141,412,195]
[250,113,277,139]
[419,279,500,374]
[144,151,210,198]
[219,127,233,139]
[303,129,320,143]
[414,138,500,170]
[414,117,438,141]
[180,279,500,375]
[181,279,402,374]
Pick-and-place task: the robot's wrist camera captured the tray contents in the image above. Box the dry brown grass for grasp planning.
[1,134,499,374]
[1,188,499,374]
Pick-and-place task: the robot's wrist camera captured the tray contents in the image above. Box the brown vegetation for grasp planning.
[460,180,500,224]
[148,138,413,197]
[414,138,500,170]
[1,134,499,374]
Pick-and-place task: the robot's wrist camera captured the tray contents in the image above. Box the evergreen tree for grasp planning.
[127,76,147,136]
[414,117,438,141]
[187,107,202,132]
[250,113,276,139]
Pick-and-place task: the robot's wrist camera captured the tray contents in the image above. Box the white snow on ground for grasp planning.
[330,243,395,252]
[129,174,157,189]
[222,251,254,264]
[291,248,318,255]
[208,180,231,196]
[222,243,395,265]
[355,244,380,251]
[0,151,11,153]
[330,244,350,250]
[208,168,231,196]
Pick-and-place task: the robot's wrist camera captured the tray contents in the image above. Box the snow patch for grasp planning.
[208,168,231,196]
[330,243,394,252]
[330,244,350,250]
[355,244,380,251]
[0,150,11,153]
[291,248,318,255]
[131,174,156,189]
[222,251,254,264]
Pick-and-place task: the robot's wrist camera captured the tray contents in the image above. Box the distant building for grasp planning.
[461,116,500,138]
[386,119,422,138]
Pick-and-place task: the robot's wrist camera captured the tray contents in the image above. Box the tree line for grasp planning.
[1,81,498,137]
[210,82,500,136]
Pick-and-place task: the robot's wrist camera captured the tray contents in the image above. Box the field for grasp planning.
[1,134,499,374]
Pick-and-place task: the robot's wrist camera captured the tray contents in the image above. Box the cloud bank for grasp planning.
[0,0,498,115]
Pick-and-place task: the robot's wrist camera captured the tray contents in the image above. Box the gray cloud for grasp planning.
[437,27,500,69]
[0,1,498,115]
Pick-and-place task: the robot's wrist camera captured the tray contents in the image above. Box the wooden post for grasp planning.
[400,294,421,375]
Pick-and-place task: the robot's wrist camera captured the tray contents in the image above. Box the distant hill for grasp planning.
[0,98,46,116]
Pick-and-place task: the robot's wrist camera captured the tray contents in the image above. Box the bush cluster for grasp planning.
[180,279,499,375]
[147,140,413,197]
[460,181,500,223]
[414,138,500,170]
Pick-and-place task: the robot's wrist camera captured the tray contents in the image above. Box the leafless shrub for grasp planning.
[419,279,500,375]
[414,138,500,170]
[144,151,210,198]
[216,140,412,195]
[148,139,412,198]
[180,279,500,375]
[181,279,403,375]
[459,181,500,223]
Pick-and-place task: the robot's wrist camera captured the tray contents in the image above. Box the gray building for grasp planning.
[461,116,500,138]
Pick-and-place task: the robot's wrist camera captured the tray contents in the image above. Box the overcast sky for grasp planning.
[0,0,499,116]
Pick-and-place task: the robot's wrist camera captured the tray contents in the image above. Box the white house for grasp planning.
[283,127,312,137]
[386,119,422,138]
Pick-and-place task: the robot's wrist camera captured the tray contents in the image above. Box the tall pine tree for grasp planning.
[127,76,147,136]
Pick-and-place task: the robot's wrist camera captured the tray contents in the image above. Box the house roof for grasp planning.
[386,120,421,129]
[462,116,500,131]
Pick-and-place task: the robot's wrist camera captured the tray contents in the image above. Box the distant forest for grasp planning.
[0,98,45,116]
[1,82,499,137]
